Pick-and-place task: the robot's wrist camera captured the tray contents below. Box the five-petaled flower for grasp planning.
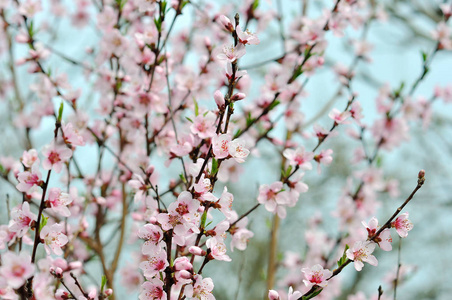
[346,241,378,271]
[301,264,333,289]
[42,141,72,173]
[391,212,413,238]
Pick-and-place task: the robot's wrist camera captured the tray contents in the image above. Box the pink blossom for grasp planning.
[138,224,164,255]
[346,241,378,271]
[350,101,364,123]
[206,238,231,262]
[228,138,250,163]
[314,149,333,174]
[139,278,167,300]
[184,275,215,300]
[212,134,231,159]
[230,227,254,252]
[9,202,36,238]
[218,15,233,32]
[190,111,217,139]
[432,22,452,50]
[283,146,314,170]
[62,122,85,146]
[236,25,260,45]
[193,174,216,201]
[328,108,351,124]
[0,251,35,289]
[301,264,332,289]
[257,182,289,218]
[217,44,246,62]
[218,187,234,218]
[40,223,68,256]
[268,290,280,300]
[129,174,150,204]
[47,188,73,217]
[16,169,42,194]
[18,0,42,18]
[391,213,413,238]
[362,217,392,251]
[42,142,72,173]
[21,149,40,168]
[214,90,225,109]
[139,250,169,279]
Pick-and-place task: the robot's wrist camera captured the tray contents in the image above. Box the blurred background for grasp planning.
[1,0,452,299]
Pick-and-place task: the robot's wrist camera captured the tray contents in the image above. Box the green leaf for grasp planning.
[233,129,242,139]
[302,288,323,300]
[179,173,187,184]
[193,98,199,116]
[57,102,64,122]
[39,216,49,232]
[252,0,259,10]
[421,51,428,62]
[267,100,280,111]
[376,156,383,168]
[245,112,254,127]
[393,82,405,98]
[200,211,207,229]
[101,275,107,292]
[154,17,162,32]
[211,158,219,176]
[285,165,293,178]
[185,117,193,123]
[337,244,350,268]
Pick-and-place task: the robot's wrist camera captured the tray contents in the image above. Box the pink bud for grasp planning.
[418,169,425,179]
[69,261,83,270]
[218,15,234,32]
[104,289,113,296]
[146,165,155,176]
[55,267,63,277]
[174,257,193,271]
[204,37,212,48]
[189,246,207,256]
[268,290,280,300]
[178,270,192,280]
[214,90,225,108]
[231,93,246,101]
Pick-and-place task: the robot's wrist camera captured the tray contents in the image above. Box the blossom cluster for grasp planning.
[0,0,450,299]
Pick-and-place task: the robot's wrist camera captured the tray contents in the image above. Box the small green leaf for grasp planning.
[233,129,242,139]
[421,51,428,62]
[252,0,259,10]
[267,100,280,111]
[185,117,193,123]
[154,17,162,32]
[179,173,187,184]
[57,102,64,122]
[200,211,207,229]
[39,216,49,232]
[193,98,199,116]
[211,158,219,176]
[302,288,323,300]
[101,275,107,292]
[285,165,293,178]
[337,244,350,267]
[161,1,167,12]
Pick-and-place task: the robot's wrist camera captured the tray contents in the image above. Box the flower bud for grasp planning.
[214,90,225,109]
[268,290,280,300]
[218,15,234,32]
[231,93,246,101]
[178,270,193,280]
[189,246,207,256]
[104,289,113,296]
